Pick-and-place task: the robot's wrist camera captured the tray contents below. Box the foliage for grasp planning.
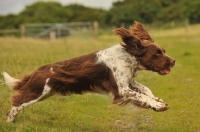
[107,0,161,27]
[65,4,107,25]
[0,14,18,29]
[0,0,200,29]
[181,1,200,23]
[0,2,107,29]
[17,2,73,24]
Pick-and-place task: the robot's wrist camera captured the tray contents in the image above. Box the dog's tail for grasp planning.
[2,72,20,90]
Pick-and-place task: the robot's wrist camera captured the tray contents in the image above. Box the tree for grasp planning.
[107,0,161,27]
[1,0,200,30]
[182,1,200,23]
[65,4,107,25]
[17,2,73,23]
[0,14,18,29]
[0,2,107,30]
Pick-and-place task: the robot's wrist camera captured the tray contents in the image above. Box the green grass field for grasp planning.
[0,25,200,132]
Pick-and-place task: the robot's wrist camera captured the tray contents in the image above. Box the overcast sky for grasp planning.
[0,0,117,15]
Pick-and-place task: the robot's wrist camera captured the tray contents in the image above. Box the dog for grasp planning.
[3,22,175,122]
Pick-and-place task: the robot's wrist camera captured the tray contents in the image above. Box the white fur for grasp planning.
[7,78,51,122]
[96,44,167,110]
[50,67,54,73]
[2,72,19,89]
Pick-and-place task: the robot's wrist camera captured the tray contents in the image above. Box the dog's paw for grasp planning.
[150,102,169,112]
[154,97,164,103]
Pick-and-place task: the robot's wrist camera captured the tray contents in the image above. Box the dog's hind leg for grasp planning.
[7,78,52,122]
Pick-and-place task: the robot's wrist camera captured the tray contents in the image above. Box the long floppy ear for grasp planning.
[130,21,154,42]
[114,27,146,57]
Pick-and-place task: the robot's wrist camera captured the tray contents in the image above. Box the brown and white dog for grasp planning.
[3,22,175,122]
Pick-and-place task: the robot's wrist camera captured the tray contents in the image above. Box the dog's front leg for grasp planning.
[119,87,169,112]
[110,60,168,111]
[130,79,163,103]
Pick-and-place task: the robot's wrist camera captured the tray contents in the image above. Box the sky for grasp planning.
[0,0,117,15]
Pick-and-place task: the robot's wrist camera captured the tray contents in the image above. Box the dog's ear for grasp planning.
[115,27,140,45]
[114,27,146,57]
[130,21,154,42]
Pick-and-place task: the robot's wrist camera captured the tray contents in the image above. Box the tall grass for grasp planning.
[1,24,200,132]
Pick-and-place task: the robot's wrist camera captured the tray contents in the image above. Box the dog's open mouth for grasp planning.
[153,66,171,75]
[158,69,171,75]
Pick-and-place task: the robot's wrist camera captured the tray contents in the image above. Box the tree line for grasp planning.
[0,0,200,29]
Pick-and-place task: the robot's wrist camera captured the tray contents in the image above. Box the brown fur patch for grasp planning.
[11,52,121,106]
[130,21,154,42]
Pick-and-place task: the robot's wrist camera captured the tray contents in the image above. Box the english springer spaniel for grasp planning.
[3,22,175,122]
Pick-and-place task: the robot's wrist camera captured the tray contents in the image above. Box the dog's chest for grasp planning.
[96,45,139,80]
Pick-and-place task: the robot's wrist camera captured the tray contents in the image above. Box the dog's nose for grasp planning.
[170,59,175,67]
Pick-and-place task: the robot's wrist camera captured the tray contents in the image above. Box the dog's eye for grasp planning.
[155,50,162,56]
[163,49,166,53]
[161,48,166,53]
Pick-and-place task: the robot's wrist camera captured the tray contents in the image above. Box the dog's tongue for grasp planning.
[160,69,171,75]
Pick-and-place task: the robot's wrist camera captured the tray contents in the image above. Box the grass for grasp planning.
[1,24,200,132]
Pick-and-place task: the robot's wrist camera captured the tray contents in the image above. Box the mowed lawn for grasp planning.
[0,25,200,132]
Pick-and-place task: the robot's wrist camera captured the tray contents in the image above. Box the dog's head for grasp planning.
[115,22,175,75]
